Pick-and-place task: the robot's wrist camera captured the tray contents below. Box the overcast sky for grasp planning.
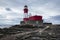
[0,0,60,25]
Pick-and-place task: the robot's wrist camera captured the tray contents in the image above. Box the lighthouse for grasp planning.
[20,5,53,27]
[20,5,43,26]
[23,5,29,23]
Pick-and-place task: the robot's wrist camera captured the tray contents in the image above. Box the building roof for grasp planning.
[29,15,42,21]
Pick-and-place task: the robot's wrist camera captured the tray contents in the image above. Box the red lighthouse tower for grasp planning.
[21,5,43,26]
[24,5,28,13]
[23,5,29,22]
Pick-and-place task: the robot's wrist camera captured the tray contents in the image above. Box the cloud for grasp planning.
[44,15,60,24]
[5,8,11,11]
[0,0,60,25]
[51,15,60,21]
[0,0,28,7]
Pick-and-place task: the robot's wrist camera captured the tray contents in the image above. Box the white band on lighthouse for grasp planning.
[24,13,28,18]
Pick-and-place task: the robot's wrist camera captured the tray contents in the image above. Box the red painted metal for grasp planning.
[24,9,28,13]
[23,18,29,21]
[29,15,42,21]
[24,5,28,13]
